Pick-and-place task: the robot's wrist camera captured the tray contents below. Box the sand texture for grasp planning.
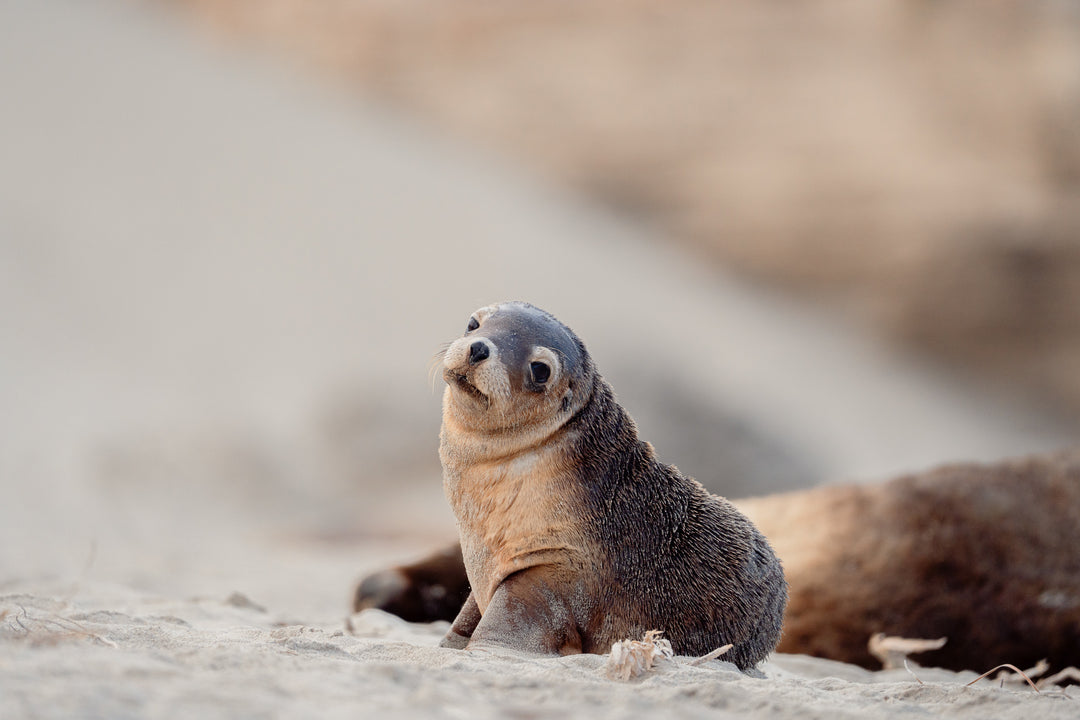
[4,581,1076,720]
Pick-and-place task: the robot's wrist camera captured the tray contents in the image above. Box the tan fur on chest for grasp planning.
[443,441,590,613]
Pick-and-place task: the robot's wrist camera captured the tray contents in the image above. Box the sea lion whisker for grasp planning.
[429,344,451,392]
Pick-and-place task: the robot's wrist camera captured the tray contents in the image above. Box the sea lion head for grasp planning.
[441,302,593,438]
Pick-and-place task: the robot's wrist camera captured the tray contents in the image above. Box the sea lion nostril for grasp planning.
[468,340,490,365]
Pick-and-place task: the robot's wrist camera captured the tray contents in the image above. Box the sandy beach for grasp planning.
[4,578,1076,719]
[1,1,1076,717]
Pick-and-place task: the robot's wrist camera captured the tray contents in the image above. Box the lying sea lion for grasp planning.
[743,452,1080,671]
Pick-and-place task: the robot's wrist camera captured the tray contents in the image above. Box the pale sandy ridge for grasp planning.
[2,583,1074,720]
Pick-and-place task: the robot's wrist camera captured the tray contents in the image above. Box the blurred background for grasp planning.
[2,0,1078,616]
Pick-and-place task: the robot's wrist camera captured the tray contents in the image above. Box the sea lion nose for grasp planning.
[468,340,490,365]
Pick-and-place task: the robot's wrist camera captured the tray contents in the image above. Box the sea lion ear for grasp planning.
[561,391,572,413]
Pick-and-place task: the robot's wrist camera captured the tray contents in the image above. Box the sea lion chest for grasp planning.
[442,442,591,613]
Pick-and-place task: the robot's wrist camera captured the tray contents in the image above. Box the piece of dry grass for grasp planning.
[688,643,733,666]
[3,605,116,649]
[605,630,673,681]
[991,658,1050,688]
[965,664,1040,692]
[903,658,924,685]
[605,632,737,680]
[1038,667,1080,690]
[967,659,1080,693]
[866,632,1077,694]
[868,633,948,670]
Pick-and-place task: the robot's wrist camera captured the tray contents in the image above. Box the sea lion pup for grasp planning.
[432,301,787,668]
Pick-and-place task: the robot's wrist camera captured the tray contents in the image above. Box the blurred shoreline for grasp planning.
[162,0,1080,416]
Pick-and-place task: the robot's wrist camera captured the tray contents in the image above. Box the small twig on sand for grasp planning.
[688,644,734,666]
[868,633,947,670]
[5,605,116,648]
[605,630,674,680]
[38,616,118,648]
[903,658,924,685]
[1038,667,1080,690]
[965,664,1040,692]
[14,606,31,633]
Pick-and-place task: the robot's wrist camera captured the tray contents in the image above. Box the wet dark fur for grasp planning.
[516,342,787,667]
[357,452,1080,674]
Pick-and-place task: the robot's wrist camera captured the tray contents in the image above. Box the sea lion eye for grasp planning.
[530,361,551,385]
[466,317,479,332]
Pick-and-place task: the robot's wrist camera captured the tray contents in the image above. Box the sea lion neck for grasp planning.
[560,378,643,483]
[440,374,600,466]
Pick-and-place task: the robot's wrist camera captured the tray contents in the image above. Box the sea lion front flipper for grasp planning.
[440,591,481,649]
[466,568,582,656]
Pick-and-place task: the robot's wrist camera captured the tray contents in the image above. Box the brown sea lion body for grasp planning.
[743,452,1080,671]
[432,301,787,668]
[358,452,1080,673]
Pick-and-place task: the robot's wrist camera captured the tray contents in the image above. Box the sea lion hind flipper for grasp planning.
[440,591,481,649]
[355,543,470,623]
